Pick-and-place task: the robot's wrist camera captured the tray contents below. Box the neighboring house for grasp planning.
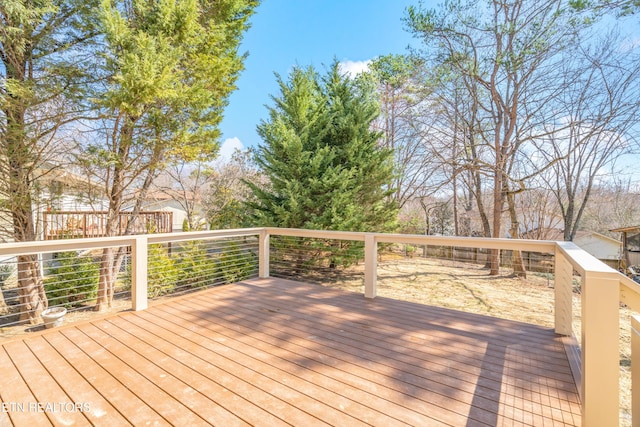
[140,194,192,232]
[0,164,106,242]
[522,228,622,269]
[610,225,640,269]
[34,166,173,239]
[34,166,108,240]
[141,188,209,232]
[573,231,621,269]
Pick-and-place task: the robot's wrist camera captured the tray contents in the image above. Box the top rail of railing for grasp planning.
[0,228,264,257]
[0,226,637,426]
[265,227,558,251]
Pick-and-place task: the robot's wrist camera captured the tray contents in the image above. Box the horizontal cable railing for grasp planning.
[145,237,258,299]
[0,239,134,336]
[0,226,638,426]
[0,229,261,338]
[269,235,365,289]
[264,228,638,427]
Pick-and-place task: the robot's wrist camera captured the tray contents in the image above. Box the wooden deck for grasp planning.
[0,278,581,426]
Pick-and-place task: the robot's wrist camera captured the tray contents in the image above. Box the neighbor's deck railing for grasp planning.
[42,210,174,239]
[0,227,637,427]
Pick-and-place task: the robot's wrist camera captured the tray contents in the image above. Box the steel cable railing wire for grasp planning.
[145,237,258,300]
[269,235,365,283]
[0,235,259,333]
[0,249,132,330]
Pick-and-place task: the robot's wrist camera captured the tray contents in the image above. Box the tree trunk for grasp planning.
[11,182,47,323]
[4,69,48,323]
[96,247,115,311]
[0,287,7,315]
[490,167,503,276]
[507,191,527,278]
[17,254,47,323]
[95,172,123,311]
[452,168,459,236]
[467,133,492,267]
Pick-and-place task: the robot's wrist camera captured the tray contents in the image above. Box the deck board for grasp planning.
[22,336,129,426]
[0,278,581,426]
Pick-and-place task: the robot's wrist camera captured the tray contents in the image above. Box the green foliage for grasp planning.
[0,265,15,285]
[247,61,398,233]
[216,241,257,283]
[209,199,246,229]
[368,54,420,88]
[146,244,179,298]
[94,0,258,165]
[44,252,99,308]
[405,245,416,257]
[569,0,639,16]
[206,149,262,230]
[246,62,397,268]
[89,0,257,309]
[174,240,218,288]
[1,0,98,239]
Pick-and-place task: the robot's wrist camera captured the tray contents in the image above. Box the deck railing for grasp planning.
[42,210,174,239]
[0,226,637,427]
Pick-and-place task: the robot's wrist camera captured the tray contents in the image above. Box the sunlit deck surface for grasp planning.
[0,278,581,426]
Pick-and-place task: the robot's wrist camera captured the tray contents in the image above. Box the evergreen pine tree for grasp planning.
[247,61,397,234]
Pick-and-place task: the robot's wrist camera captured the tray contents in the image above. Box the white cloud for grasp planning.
[338,59,372,77]
[218,137,244,162]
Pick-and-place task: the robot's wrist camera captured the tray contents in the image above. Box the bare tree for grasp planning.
[153,160,212,231]
[581,178,640,236]
[516,186,564,239]
[205,150,262,229]
[368,55,448,209]
[406,0,588,275]
[428,70,493,238]
[537,32,640,241]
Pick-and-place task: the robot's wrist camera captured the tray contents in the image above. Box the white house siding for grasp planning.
[573,232,621,264]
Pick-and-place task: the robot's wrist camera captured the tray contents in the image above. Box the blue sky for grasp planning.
[218,0,428,158]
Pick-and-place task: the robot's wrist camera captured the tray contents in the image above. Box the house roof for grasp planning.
[610,225,640,233]
[521,228,621,244]
[574,231,622,245]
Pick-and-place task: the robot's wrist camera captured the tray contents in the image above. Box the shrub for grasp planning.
[174,240,218,288]
[146,244,179,298]
[217,241,257,284]
[0,264,14,285]
[44,251,99,308]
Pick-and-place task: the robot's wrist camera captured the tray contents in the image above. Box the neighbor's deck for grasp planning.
[0,278,581,426]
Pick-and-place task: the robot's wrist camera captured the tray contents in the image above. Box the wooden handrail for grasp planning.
[0,226,637,427]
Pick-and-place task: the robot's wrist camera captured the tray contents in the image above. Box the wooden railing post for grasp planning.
[554,247,573,336]
[131,236,148,311]
[582,272,619,426]
[364,233,377,298]
[259,229,270,279]
[633,315,640,427]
